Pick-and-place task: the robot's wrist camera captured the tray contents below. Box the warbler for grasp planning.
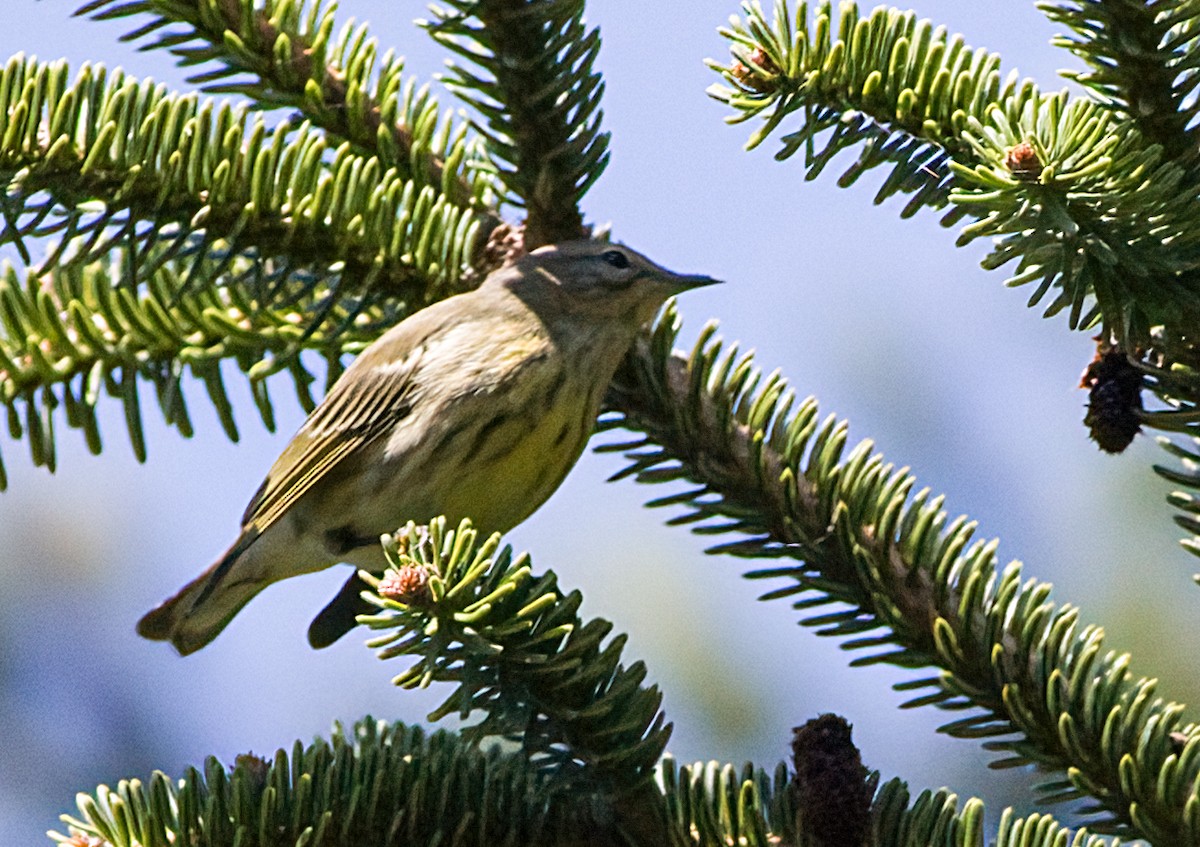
[138,240,719,654]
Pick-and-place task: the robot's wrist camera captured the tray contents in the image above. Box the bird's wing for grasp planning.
[240,342,425,533]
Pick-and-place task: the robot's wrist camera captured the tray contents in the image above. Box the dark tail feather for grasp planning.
[137,531,260,655]
[308,572,373,648]
[136,588,193,642]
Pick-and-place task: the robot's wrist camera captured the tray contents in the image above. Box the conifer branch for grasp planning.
[75,0,500,217]
[358,518,672,797]
[0,253,393,483]
[707,0,1010,216]
[1040,0,1200,163]
[48,716,1115,847]
[53,720,576,847]
[708,1,1200,592]
[0,57,489,302]
[603,307,1200,840]
[0,54,501,475]
[425,0,609,247]
[52,534,1118,847]
[708,1,1200,343]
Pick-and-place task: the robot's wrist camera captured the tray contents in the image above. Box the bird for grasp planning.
[137,240,719,655]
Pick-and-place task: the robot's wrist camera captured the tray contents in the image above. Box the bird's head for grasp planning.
[496,240,721,330]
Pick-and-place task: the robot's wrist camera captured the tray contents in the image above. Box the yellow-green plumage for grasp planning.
[137,240,718,655]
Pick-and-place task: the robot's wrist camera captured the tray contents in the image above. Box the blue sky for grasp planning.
[0,1,1191,842]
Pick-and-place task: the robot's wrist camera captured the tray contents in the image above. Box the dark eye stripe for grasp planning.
[601,250,630,269]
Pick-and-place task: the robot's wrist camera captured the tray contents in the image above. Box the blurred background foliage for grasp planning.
[0,1,1192,843]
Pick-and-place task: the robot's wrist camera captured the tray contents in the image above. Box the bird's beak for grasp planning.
[665,273,723,294]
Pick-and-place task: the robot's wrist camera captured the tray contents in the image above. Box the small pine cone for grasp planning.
[378,565,432,605]
[790,714,872,847]
[1080,343,1143,453]
[485,223,526,268]
[233,752,271,792]
[749,47,780,75]
[731,48,780,93]
[1170,731,1190,754]
[1003,141,1043,180]
[463,224,527,286]
[62,836,110,847]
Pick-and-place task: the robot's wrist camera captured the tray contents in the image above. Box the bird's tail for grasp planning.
[137,531,263,655]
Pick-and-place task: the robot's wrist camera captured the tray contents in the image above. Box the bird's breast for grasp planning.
[361,349,594,534]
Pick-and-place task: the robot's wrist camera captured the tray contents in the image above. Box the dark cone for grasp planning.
[791,714,872,847]
[1081,344,1143,453]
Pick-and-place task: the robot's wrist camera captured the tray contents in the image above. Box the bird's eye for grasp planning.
[601,250,630,269]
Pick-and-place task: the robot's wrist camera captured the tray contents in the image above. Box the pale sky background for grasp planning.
[0,1,1195,843]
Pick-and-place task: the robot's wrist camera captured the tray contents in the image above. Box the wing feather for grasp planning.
[240,342,425,531]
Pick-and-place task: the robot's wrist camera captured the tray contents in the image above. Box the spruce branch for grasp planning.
[74,0,501,218]
[49,720,1118,846]
[51,528,1120,847]
[424,0,609,247]
[323,518,1132,844]
[1040,0,1200,164]
[662,752,1115,847]
[1,0,621,476]
[0,252,394,484]
[602,306,1200,840]
[359,518,671,798]
[0,57,490,302]
[51,719,569,847]
[708,2,1200,562]
[948,93,1200,338]
[0,52,503,475]
[1133,331,1200,565]
[707,1,1200,343]
[707,0,1010,216]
